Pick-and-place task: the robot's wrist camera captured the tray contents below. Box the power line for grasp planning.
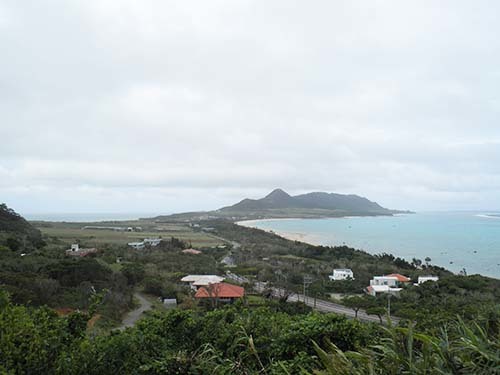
[303,275,313,304]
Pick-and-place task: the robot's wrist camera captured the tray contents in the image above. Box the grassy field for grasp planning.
[32,220,224,248]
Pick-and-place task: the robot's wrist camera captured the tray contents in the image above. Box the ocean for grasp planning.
[24,213,161,222]
[239,212,500,279]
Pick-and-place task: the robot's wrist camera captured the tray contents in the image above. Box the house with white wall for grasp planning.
[128,242,145,250]
[329,269,354,281]
[366,285,402,296]
[417,275,439,285]
[66,243,98,257]
[366,273,410,296]
[144,238,162,246]
[181,275,225,291]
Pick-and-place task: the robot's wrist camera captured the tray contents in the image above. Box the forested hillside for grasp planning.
[0,203,44,251]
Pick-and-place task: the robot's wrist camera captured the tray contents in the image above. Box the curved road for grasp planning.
[255,282,399,325]
[119,293,152,330]
[210,233,397,325]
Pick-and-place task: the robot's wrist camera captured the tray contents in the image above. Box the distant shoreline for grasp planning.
[237,213,500,279]
[236,218,323,245]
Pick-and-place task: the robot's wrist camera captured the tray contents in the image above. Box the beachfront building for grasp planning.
[417,275,439,285]
[180,275,225,291]
[329,268,354,281]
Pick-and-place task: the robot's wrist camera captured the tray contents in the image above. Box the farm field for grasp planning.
[32,220,223,248]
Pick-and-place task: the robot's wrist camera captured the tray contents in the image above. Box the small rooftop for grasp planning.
[192,276,225,286]
[194,283,245,299]
[181,275,225,284]
[386,273,411,282]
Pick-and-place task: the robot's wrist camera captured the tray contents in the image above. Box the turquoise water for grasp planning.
[242,212,500,279]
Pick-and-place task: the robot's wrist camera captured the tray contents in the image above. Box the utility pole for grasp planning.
[387,293,392,318]
[303,275,313,305]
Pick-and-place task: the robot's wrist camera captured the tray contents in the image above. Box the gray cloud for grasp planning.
[1,0,500,214]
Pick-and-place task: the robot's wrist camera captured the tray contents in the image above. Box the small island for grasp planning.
[156,188,413,222]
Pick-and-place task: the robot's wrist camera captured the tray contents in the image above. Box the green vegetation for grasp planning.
[1,289,499,374]
[0,204,228,329]
[0,203,45,252]
[313,316,500,374]
[0,204,499,373]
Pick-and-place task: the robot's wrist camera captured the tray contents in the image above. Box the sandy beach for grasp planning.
[236,219,323,245]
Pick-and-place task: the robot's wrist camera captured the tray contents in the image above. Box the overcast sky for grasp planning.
[1,1,500,215]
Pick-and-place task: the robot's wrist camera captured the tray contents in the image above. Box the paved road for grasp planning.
[119,293,152,330]
[210,233,397,325]
[254,282,399,325]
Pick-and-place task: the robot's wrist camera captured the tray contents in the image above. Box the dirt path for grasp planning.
[118,292,152,330]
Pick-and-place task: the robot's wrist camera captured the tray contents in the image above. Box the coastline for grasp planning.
[236,214,500,279]
[236,219,323,246]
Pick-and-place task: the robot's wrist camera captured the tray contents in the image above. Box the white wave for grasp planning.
[476,213,500,219]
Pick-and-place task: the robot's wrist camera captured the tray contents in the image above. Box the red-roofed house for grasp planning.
[366,273,411,296]
[386,273,411,283]
[195,282,245,304]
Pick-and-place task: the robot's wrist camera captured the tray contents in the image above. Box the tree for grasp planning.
[366,306,386,324]
[121,263,145,285]
[412,258,422,268]
[6,236,21,251]
[425,257,432,266]
[343,296,367,319]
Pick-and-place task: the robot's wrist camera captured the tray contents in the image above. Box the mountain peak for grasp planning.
[219,188,402,217]
[264,188,291,199]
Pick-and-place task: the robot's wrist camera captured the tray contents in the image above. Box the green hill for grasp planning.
[0,203,44,251]
[160,189,411,221]
[221,188,398,214]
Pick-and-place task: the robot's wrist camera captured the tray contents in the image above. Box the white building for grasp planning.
[366,273,410,296]
[143,238,162,247]
[128,238,161,250]
[370,276,399,287]
[128,242,145,250]
[370,274,411,287]
[417,275,439,285]
[66,243,98,257]
[329,268,354,281]
[162,298,177,309]
[366,285,402,297]
[181,275,225,290]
